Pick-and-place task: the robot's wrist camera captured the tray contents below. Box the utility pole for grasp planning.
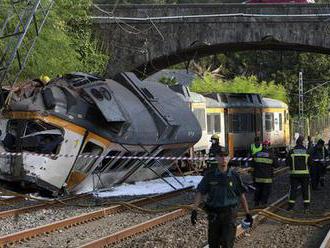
[298,71,304,134]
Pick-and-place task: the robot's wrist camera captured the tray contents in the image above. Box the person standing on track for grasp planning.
[310,139,328,190]
[252,140,278,207]
[286,135,312,212]
[191,150,253,248]
[207,133,225,171]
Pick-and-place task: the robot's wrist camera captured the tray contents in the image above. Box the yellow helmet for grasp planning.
[211,133,220,140]
[40,75,50,83]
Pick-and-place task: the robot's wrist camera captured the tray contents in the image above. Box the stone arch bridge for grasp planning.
[92,4,330,78]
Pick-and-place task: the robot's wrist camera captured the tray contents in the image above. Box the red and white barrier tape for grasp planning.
[0,151,327,162]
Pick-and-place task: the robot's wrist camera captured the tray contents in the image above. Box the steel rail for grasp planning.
[78,194,288,248]
[80,208,188,248]
[77,185,289,248]
[0,196,24,205]
[235,193,288,240]
[0,193,89,219]
[0,187,192,247]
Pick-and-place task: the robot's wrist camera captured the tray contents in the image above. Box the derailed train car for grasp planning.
[0,72,201,195]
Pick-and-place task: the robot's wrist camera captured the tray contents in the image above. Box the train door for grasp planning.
[66,132,108,190]
[18,120,84,191]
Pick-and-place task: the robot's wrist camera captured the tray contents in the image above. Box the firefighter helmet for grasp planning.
[211,133,220,140]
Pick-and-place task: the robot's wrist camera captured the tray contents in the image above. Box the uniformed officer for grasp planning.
[310,139,328,190]
[250,136,263,157]
[252,140,277,207]
[207,133,225,170]
[191,150,252,248]
[286,135,312,211]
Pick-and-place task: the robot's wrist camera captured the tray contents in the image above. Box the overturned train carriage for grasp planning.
[0,72,202,195]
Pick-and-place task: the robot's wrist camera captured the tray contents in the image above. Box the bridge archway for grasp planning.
[92,4,330,77]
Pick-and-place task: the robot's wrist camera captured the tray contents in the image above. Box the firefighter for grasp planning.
[250,136,263,157]
[191,150,252,248]
[310,139,328,190]
[207,134,224,170]
[286,135,312,211]
[252,140,277,207]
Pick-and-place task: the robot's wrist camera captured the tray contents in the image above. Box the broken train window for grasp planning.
[20,120,64,155]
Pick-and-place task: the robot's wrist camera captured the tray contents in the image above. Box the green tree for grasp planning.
[11,0,108,81]
[190,74,288,102]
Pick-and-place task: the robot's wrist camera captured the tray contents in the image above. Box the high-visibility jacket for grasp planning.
[253,150,275,183]
[251,143,263,156]
[287,145,310,176]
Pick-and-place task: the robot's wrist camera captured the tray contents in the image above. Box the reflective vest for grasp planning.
[290,148,309,175]
[254,151,274,183]
[251,144,263,156]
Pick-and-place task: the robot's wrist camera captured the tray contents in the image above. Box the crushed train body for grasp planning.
[0,72,202,195]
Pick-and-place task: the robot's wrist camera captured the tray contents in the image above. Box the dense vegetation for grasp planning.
[190,74,287,103]
[1,0,108,82]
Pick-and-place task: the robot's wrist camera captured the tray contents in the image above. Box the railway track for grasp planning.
[77,192,289,248]
[74,169,289,248]
[0,187,192,247]
[0,193,89,219]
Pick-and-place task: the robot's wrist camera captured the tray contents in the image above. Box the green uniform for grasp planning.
[197,168,247,248]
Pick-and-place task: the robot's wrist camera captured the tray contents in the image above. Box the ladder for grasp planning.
[0,0,54,99]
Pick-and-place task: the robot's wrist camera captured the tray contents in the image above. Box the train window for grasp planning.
[122,152,145,169]
[229,114,254,133]
[207,114,221,134]
[214,115,221,133]
[74,142,103,173]
[18,121,64,156]
[99,150,121,172]
[110,152,130,170]
[265,113,274,132]
[256,95,263,104]
[279,113,283,131]
[193,108,206,131]
[248,95,253,103]
[207,115,213,134]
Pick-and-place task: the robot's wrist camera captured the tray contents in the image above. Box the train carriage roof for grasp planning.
[204,93,264,108]
[204,95,226,108]
[262,97,288,109]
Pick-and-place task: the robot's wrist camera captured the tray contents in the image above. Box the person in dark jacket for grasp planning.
[252,140,278,207]
[207,133,225,171]
[310,139,328,190]
[286,135,312,211]
[307,136,314,153]
[191,150,252,248]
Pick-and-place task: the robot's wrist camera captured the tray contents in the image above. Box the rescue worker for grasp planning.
[39,75,50,84]
[252,140,277,207]
[310,139,328,190]
[307,136,314,153]
[286,135,312,211]
[191,150,253,248]
[207,134,224,170]
[250,136,263,157]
